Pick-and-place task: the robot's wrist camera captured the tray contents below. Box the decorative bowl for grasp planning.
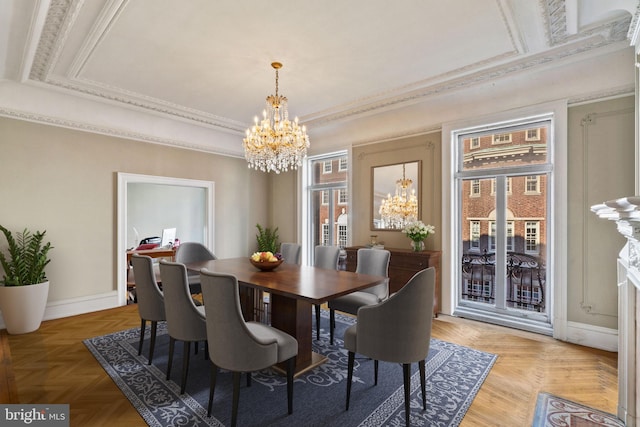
[250,258,283,271]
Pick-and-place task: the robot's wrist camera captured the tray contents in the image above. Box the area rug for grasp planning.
[84,311,496,427]
[532,392,624,427]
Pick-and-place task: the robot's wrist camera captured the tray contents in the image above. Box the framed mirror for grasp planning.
[371,161,421,230]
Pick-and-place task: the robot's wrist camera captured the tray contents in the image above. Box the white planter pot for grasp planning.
[0,281,49,334]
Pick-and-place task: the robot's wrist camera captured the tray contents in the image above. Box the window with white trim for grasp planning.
[525,175,540,194]
[470,221,480,250]
[525,221,539,254]
[323,161,332,174]
[338,189,348,204]
[492,133,512,144]
[471,179,480,196]
[526,128,540,141]
[339,157,348,171]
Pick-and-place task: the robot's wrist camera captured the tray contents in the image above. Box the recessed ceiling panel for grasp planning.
[70,0,516,124]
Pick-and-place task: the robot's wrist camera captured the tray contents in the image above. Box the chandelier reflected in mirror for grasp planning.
[243,62,310,174]
[378,163,418,229]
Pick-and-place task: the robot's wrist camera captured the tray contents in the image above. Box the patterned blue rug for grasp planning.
[84,311,496,426]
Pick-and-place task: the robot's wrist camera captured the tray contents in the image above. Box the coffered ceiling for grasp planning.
[0,0,638,157]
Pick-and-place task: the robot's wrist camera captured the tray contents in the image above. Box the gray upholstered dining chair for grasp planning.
[200,269,298,427]
[313,245,341,340]
[344,267,436,427]
[158,260,208,394]
[280,242,301,265]
[131,254,166,365]
[174,242,216,292]
[328,248,390,344]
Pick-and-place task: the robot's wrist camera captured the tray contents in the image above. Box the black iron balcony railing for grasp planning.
[461,250,546,312]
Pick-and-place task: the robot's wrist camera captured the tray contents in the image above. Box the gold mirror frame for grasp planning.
[371,161,421,231]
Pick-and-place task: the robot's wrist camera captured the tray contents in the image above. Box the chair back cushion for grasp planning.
[348,267,435,363]
[200,270,279,371]
[158,260,207,342]
[280,243,301,265]
[355,248,390,300]
[131,254,166,321]
[314,245,340,270]
[175,242,216,263]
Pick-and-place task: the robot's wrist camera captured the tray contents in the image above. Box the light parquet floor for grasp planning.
[4,305,617,427]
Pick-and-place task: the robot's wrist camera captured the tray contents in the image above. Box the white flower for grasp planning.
[401,221,435,241]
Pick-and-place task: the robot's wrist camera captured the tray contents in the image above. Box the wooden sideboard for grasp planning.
[343,246,441,317]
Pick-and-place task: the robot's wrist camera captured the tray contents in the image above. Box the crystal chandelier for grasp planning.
[243,62,310,174]
[378,164,418,229]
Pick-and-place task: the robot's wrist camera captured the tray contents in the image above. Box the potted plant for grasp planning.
[0,225,53,334]
[255,224,279,254]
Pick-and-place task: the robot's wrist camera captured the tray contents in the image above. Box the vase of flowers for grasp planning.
[402,221,435,252]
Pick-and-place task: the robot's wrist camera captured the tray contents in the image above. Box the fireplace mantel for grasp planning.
[592,197,640,426]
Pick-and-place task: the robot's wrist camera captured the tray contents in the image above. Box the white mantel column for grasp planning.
[592,197,640,426]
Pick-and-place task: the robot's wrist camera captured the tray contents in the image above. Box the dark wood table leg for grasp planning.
[270,294,325,375]
[238,286,255,322]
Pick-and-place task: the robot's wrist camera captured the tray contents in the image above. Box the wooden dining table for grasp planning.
[185,257,387,374]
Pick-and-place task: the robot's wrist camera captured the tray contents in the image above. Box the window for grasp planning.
[338,189,348,204]
[525,221,539,254]
[526,128,540,141]
[525,175,540,194]
[470,137,480,149]
[470,221,480,250]
[471,179,480,196]
[490,221,514,251]
[322,222,329,245]
[491,178,511,194]
[323,161,332,174]
[338,225,348,247]
[492,133,512,144]
[454,114,552,329]
[304,151,349,265]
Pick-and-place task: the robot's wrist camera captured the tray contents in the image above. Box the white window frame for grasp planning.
[338,189,348,204]
[470,220,480,250]
[489,220,514,252]
[525,175,540,194]
[338,225,348,247]
[323,161,332,174]
[470,179,480,196]
[492,133,512,144]
[302,150,349,266]
[443,102,565,338]
[491,177,511,194]
[525,221,540,254]
[322,222,329,245]
[526,128,540,141]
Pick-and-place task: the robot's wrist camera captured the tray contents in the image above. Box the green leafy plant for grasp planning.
[0,226,53,286]
[255,224,279,254]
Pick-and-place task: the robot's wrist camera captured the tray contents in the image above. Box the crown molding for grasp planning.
[26,0,636,136]
[0,105,244,158]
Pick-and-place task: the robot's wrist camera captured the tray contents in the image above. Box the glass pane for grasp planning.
[307,153,348,266]
[460,178,495,305]
[461,125,548,171]
[311,156,348,185]
[505,174,547,313]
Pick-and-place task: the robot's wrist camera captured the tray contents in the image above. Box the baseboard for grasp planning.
[565,321,618,352]
[0,291,120,330]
